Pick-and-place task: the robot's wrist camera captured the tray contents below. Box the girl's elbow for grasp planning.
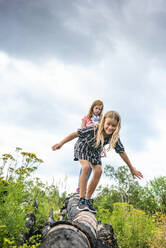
[73,132,78,138]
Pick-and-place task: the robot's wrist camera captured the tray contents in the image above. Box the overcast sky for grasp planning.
[0,0,166,193]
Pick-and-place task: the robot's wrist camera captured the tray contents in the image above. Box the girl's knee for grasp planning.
[82,164,91,174]
[94,165,102,176]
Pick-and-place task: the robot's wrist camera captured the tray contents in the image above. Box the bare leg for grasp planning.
[79,160,91,198]
[77,165,92,189]
[86,165,102,199]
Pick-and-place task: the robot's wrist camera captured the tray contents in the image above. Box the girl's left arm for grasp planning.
[119,152,143,179]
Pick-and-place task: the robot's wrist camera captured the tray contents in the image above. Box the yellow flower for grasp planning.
[2,153,14,160]
[21,152,37,158]
[0,179,10,185]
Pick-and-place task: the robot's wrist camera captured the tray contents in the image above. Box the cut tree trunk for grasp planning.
[40,193,118,248]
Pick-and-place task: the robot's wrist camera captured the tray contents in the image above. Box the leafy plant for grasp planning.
[0,148,66,247]
[110,203,156,248]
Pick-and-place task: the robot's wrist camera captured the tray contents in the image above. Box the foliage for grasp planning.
[94,164,166,247]
[149,212,166,248]
[99,164,166,214]
[1,151,166,247]
[104,164,143,205]
[94,185,121,214]
[96,200,166,248]
[149,177,166,213]
[110,203,156,248]
[0,148,66,247]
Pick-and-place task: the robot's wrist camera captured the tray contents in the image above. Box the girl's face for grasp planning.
[103,117,118,135]
[93,105,103,116]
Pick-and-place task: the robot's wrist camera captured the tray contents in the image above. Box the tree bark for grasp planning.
[40,193,118,248]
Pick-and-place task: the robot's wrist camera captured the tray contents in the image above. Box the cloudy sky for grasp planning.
[0,0,166,193]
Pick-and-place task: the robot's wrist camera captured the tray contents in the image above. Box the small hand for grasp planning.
[52,143,62,151]
[131,169,143,179]
[101,150,107,157]
[94,123,99,128]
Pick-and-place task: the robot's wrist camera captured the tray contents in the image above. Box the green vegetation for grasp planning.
[0,148,66,247]
[0,149,166,247]
[95,164,166,247]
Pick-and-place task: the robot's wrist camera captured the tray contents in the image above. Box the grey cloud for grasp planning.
[97,63,159,150]
[104,94,157,151]
[109,0,166,59]
[1,0,165,152]
[1,0,166,64]
[0,87,66,132]
[0,79,85,134]
[0,0,111,63]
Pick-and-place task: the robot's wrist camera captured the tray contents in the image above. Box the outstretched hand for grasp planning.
[131,169,143,179]
[52,143,62,151]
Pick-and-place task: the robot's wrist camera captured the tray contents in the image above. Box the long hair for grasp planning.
[87,100,104,121]
[96,110,121,150]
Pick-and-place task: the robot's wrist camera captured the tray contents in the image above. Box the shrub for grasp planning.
[0,148,66,247]
[110,203,156,248]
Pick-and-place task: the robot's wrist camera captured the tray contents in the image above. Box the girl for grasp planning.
[52,111,143,213]
[76,99,104,193]
[81,99,104,128]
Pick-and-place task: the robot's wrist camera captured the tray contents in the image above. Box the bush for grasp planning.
[149,212,166,248]
[0,148,66,247]
[110,203,156,248]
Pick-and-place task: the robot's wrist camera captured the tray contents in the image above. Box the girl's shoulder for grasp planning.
[82,115,89,121]
[82,115,93,127]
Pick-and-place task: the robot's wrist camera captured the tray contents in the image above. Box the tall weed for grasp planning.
[110,203,156,248]
[0,148,66,247]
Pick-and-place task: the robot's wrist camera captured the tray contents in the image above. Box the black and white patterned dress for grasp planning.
[74,126,125,165]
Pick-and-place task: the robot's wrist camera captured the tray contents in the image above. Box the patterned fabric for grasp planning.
[91,114,100,124]
[74,126,125,165]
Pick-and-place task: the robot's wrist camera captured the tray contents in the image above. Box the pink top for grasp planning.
[82,116,94,127]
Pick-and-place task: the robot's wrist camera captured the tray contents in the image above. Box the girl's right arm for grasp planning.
[52,132,78,151]
[119,152,143,179]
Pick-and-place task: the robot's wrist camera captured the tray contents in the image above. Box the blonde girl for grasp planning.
[52,110,143,213]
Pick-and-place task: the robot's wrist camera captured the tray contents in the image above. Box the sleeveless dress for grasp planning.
[74,126,125,165]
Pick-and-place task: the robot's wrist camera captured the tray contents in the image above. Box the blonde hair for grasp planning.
[87,100,104,121]
[96,110,121,150]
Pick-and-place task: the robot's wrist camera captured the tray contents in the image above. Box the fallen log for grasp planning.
[40,193,118,248]
[41,221,91,248]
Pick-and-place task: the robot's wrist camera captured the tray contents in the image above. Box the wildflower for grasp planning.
[2,154,14,160]
[0,179,10,185]
[21,152,37,158]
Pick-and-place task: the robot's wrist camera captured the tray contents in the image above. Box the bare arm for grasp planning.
[119,152,143,179]
[52,132,78,151]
